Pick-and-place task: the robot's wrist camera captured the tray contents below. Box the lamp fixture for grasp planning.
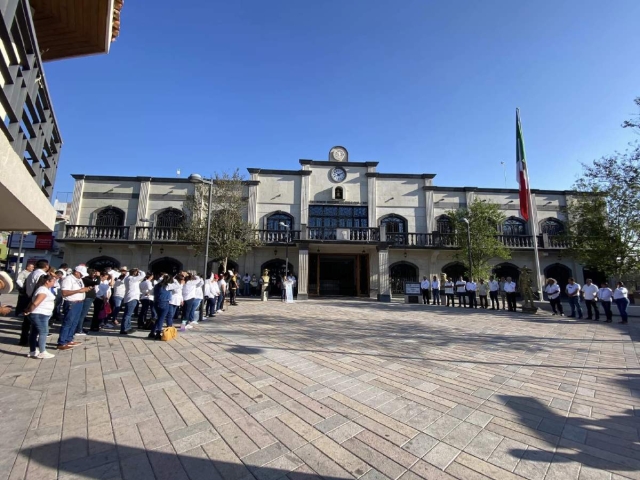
[403,250,407,258]
[160,247,164,254]
[274,248,278,257]
[362,248,366,254]
[317,248,320,253]
[98,246,102,254]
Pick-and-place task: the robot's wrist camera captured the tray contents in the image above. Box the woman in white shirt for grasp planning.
[23,274,57,359]
[204,275,220,318]
[544,278,564,316]
[613,282,629,324]
[598,283,613,323]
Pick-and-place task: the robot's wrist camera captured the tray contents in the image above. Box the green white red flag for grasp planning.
[516,108,530,221]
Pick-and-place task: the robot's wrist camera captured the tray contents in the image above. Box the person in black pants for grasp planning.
[504,277,518,312]
[420,277,431,305]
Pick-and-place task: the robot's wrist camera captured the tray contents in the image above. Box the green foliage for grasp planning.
[565,143,640,278]
[180,170,260,272]
[447,200,511,280]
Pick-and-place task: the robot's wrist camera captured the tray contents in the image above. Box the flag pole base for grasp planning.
[520,306,539,314]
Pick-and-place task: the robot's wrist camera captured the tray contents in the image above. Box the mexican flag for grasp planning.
[516,108,530,221]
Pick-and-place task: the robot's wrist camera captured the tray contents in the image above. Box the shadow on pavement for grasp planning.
[21,438,343,480]
[499,394,640,475]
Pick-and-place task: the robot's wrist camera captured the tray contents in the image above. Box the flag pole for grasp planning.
[517,108,543,297]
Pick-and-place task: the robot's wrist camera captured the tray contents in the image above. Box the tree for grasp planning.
[181,170,260,273]
[565,144,640,279]
[622,96,640,131]
[447,200,511,280]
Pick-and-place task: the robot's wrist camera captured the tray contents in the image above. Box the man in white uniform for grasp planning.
[582,278,599,321]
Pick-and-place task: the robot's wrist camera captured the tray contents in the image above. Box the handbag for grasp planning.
[161,326,178,341]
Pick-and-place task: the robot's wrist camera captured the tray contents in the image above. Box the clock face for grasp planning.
[331,148,346,162]
[331,167,346,182]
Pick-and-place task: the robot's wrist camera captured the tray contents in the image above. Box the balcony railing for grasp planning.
[0,1,62,199]
[255,230,301,243]
[308,227,380,241]
[65,225,129,240]
[545,235,571,249]
[135,226,183,242]
[496,234,534,248]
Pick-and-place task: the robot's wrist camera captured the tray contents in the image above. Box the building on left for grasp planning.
[0,0,124,232]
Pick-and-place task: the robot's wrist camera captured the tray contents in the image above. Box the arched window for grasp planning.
[156,208,185,228]
[266,212,294,230]
[540,218,564,235]
[380,215,407,234]
[95,207,125,227]
[502,217,527,236]
[334,187,344,200]
[390,262,419,296]
[436,215,454,234]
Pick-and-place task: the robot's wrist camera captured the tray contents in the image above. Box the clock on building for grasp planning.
[330,167,347,182]
[330,147,347,162]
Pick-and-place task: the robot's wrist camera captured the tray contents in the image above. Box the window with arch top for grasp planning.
[95,207,125,227]
[267,212,294,230]
[334,187,344,200]
[540,218,564,235]
[436,215,454,234]
[380,214,407,233]
[502,217,527,236]
[156,208,185,228]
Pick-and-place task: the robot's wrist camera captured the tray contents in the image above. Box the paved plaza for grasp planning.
[1,298,639,480]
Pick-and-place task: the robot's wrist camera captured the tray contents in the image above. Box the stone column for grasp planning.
[368,175,377,227]
[378,246,391,302]
[248,183,258,225]
[300,172,311,225]
[69,176,85,225]
[425,189,434,233]
[465,189,475,208]
[297,246,309,300]
[136,179,151,224]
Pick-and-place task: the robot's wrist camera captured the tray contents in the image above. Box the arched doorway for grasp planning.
[390,262,418,296]
[87,256,120,272]
[212,259,239,276]
[442,261,466,281]
[261,259,294,296]
[545,263,572,297]
[493,263,520,284]
[149,257,183,275]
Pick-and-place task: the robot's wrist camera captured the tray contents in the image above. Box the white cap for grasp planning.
[74,265,88,278]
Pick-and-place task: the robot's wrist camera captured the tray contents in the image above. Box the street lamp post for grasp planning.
[139,218,154,271]
[462,218,473,279]
[189,173,214,318]
[279,222,290,279]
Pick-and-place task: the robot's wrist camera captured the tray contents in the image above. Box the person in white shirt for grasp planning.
[18,260,49,345]
[455,276,467,308]
[90,272,113,332]
[477,279,489,309]
[488,276,500,310]
[613,282,629,324]
[565,277,583,319]
[420,276,431,305]
[194,274,204,321]
[242,273,251,297]
[598,282,613,323]
[182,272,204,325]
[431,275,441,305]
[444,277,455,307]
[204,274,220,317]
[217,275,227,312]
[110,268,128,324]
[466,279,477,309]
[57,266,92,350]
[121,268,146,334]
[169,274,185,329]
[582,279,600,321]
[23,273,57,359]
[138,273,156,329]
[544,278,564,316]
[498,277,507,310]
[504,277,518,312]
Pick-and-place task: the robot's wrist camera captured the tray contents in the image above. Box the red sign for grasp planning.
[35,234,54,250]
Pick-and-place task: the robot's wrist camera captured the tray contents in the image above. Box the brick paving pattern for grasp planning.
[1,298,639,479]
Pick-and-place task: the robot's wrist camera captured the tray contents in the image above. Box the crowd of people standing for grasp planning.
[8,259,259,358]
[419,274,632,323]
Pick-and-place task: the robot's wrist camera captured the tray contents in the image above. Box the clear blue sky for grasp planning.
[45,0,640,201]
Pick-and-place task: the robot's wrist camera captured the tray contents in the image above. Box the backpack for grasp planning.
[161,326,177,341]
[154,283,172,303]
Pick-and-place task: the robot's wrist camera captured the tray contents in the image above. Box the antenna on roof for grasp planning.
[176,169,181,178]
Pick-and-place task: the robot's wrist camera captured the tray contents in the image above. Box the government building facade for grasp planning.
[57,146,579,301]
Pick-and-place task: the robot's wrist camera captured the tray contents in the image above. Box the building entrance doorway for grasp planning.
[308,253,369,296]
